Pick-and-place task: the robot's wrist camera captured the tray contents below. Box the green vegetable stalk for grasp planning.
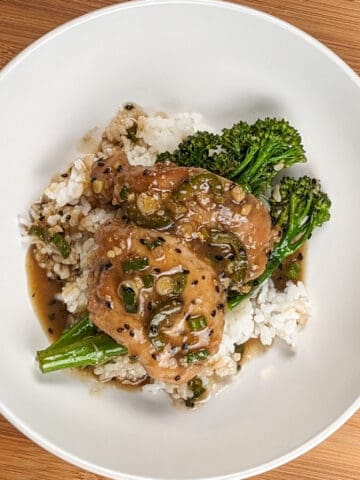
[37,334,127,373]
[37,314,127,373]
[227,176,331,309]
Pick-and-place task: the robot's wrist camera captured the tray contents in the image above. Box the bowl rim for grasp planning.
[1,1,359,479]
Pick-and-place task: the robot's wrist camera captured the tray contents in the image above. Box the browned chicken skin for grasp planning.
[88,152,275,383]
[88,222,226,384]
[90,154,275,282]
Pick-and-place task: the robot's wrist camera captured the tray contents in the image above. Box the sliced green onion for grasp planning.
[51,233,71,259]
[286,261,301,281]
[122,256,149,273]
[187,315,207,331]
[143,274,154,288]
[120,284,138,313]
[185,349,209,364]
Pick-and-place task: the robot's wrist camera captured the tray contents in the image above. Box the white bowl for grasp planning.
[0,1,359,479]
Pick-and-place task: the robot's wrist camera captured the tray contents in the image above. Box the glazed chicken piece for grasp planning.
[87,221,226,384]
[90,157,275,283]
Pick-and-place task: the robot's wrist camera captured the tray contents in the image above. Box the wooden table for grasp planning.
[0,1,359,479]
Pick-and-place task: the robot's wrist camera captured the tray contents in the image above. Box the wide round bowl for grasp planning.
[0,1,359,479]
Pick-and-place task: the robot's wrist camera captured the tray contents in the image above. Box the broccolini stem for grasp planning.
[43,313,95,353]
[37,334,128,373]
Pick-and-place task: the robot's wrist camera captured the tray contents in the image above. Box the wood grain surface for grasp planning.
[0,1,359,479]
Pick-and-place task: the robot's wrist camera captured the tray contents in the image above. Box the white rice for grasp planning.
[26,103,310,404]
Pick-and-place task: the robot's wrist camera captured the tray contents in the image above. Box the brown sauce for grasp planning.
[26,247,67,341]
[27,247,147,391]
[271,243,307,290]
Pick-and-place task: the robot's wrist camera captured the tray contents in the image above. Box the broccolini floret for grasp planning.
[227,176,331,309]
[157,118,306,194]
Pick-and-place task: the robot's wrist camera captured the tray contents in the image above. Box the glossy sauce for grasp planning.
[26,247,67,341]
[272,243,307,290]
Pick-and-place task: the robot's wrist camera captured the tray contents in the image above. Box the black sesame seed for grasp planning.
[105,301,113,309]
[65,214,71,221]
[215,254,224,261]
[139,238,147,245]
[185,314,191,321]
[217,303,225,311]
[142,169,151,176]
[48,328,54,334]
[175,375,181,381]
[215,285,220,293]
[61,173,68,178]
[175,248,182,254]
[90,176,97,182]
[229,183,236,190]
[297,252,303,261]
[150,325,158,335]
[228,254,235,261]
[58,210,63,216]
[117,327,125,333]
[192,280,199,285]
[129,355,138,361]
[129,330,135,337]
[97,160,105,167]
[151,353,157,360]
[103,167,111,174]
[103,262,112,271]
[182,342,189,351]
[183,269,190,274]
[116,165,123,173]
[147,302,153,311]
[48,298,57,306]
[124,323,130,330]
[39,214,45,221]
[153,268,161,273]
[209,329,214,336]
[158,236,165,242]
[201,275,205,280]
[125,103,134,110]
[211,310,216,317]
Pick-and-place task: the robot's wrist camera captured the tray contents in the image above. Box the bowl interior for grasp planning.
[0,1,359,479]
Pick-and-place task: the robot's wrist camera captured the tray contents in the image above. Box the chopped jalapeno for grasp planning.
[148,299,183,351]
[122,256,149,272]
[187,315,207,331]
[208,231,248,284]
[176,172,225,203]
[185,377,206,407]
[185,349,209,364]
[155,273,187,296]
[143,274,154,288]
[120,284,138,313]
[126,205,174,230]
[142,237,165,250]
[172,273,187,295]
